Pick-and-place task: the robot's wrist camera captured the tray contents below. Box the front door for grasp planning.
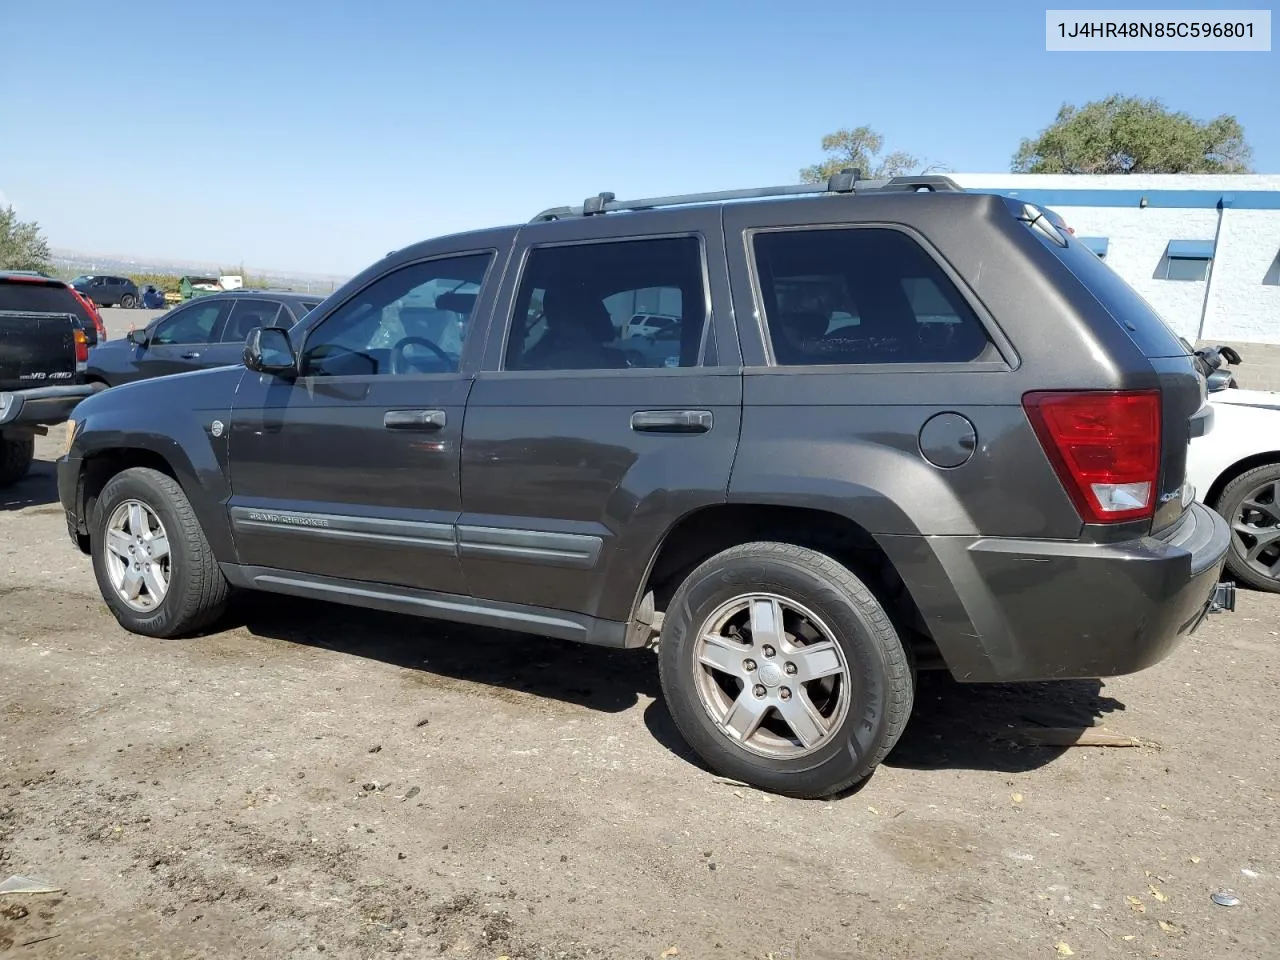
[225,249,501,595]
[458,212,743,625]
[133,298,237,382]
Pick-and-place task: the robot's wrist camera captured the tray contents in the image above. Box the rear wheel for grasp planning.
[90,467,230,636]
[120,293,137,309]
[0,433,35,487]
[1216,462,1280,593]
[658,542,914,798]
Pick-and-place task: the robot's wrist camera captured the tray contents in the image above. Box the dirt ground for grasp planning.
[2,432,1278,960]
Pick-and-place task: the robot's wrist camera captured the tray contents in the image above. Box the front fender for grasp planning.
[68,367,244,560]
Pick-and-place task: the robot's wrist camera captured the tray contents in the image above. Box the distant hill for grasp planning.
[50,247,349,296]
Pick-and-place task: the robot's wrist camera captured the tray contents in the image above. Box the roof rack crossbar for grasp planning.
[529,172,962,222]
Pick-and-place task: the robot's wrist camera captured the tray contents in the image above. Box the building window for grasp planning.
[1079,237,1109,259]
[1161,240,1214,282]
[1164,257,1211,282]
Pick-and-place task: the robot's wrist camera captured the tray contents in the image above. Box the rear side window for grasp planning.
[221,298,283,343]
[1046,239,1190,358]
[505,237,707,371]
[752,228,996,366]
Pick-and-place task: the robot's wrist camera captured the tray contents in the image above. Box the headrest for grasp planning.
[543,287,616,341]
[435,292,477,315]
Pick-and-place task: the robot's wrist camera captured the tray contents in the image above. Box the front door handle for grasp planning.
[182,351,201,359]
[630,409,713,434]
[384,409,447,431]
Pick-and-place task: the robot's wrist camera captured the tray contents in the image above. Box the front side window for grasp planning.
[752,228,996,365]
[505,237,706,371]
[152,300,234,345]
[299,253,493,377]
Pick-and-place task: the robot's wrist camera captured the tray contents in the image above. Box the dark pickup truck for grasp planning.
[0,273,100,486]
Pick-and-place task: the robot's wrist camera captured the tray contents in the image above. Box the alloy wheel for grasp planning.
[102,499,171,612]
[692,593,851,759]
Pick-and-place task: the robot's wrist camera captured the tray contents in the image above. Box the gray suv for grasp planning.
[55,174,1234,798]
[85,290,321,387]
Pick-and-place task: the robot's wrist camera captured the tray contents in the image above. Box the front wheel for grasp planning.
[90,467,230,636]
[658,542,914,798]
[1216,463,1280,593]
[119,293,136,308]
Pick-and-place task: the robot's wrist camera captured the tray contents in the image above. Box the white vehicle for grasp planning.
[624,313,679,339]
[1187,362,1280,593]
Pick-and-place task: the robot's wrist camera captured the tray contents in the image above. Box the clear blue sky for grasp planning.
[1,0,1275,276]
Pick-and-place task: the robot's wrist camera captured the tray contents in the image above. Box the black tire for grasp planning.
[1214,462,1280,593]
[0,433,35,488]
[90,466,230,637]
[658,542,914,799]
[120,293,136,309]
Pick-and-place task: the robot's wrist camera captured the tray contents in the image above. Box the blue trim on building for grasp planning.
[1167,239,1215,259]
[982,189,1280,210]
[1078,237,1109,256]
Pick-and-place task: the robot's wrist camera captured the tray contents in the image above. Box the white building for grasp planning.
[951,174,1280,347]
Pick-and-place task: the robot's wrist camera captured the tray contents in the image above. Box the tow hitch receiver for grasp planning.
[1209,581,1237,615]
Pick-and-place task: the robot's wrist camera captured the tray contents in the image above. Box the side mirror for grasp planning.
[243,326,297,377]
[1206,370,1234,394]
[126,327,149,346]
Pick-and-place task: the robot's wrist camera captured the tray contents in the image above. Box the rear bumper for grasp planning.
[880,501,1232,682]
[0,383,100,430]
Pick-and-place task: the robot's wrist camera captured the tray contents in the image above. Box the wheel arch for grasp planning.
[71,441,234,562]
[1205,451,1280,511]
[629,502,940,665]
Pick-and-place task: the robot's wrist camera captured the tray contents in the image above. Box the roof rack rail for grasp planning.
[529,171,963,222]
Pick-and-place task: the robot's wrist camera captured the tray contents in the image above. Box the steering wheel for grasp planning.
[391,336,452,374]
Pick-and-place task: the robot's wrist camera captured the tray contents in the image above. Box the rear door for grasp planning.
[196,297,287,369]
[458,210,742,627]
[133,298,236,380]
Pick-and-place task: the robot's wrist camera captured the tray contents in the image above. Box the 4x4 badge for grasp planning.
[211,420,225,438]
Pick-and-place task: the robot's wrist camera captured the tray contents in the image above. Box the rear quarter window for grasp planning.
[1042,236,1190,360]
[751,227,998,366]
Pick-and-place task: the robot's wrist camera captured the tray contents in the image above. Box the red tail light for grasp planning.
[70,288,107,341]
[73,328,89,363]
[1023,390,1162,524]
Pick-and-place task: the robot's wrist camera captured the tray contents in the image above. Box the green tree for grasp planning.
[0,205,53,273]
[800,125,947,183]
[1012,95,1253,174]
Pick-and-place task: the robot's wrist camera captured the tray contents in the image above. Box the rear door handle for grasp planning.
[384,409,447,431]
[182,351,201,359]
[630,409,713,433]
